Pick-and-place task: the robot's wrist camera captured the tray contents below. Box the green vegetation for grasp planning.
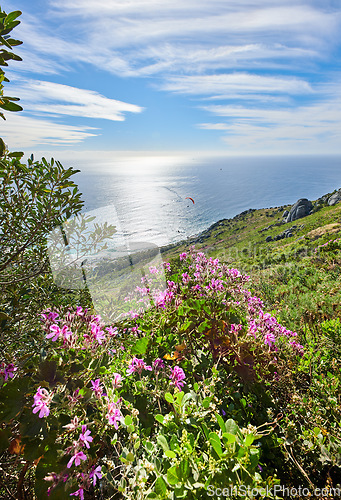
[0,6,340,499]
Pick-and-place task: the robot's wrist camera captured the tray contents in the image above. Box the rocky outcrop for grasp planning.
[286,198,313,223]
[328,189,341,206]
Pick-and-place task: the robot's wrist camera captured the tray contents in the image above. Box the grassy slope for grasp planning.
[163,197,341,335]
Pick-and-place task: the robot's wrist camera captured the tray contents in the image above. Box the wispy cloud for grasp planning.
[198,89,341,154]
[7,0,341,153]
[160,73,313,97]
[9,80,143,121]
[2,113,97,149]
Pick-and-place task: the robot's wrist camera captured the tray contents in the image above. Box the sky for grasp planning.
[2,0,341,158]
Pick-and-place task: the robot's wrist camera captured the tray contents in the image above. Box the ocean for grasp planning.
[73,154,341,249]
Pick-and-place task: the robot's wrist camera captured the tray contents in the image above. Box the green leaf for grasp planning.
[216,413,226,432]
[165,450,176,458]
[131,336,149,356]
[0,427,11,452]
[165,392,174,403]
[157,435,169,452]
[222,432,236,445]
[124,415,133,426]
[0,100,22,112]
[5,11,22,24]
[0,377,29,422]
[209,432,223,458]
[167,466,179,485]
[155,414,164,424]
[154,476,167,497]
[202,396,212,409]
[179,459,189,480]
[225,419,239,435]
[244,433,255,447]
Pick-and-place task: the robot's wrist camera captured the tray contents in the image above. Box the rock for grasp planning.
[286,232,293,238]
[286,199,313,223]
[282,210,289,218]
[328,190,341,206]
[265,236,272,242]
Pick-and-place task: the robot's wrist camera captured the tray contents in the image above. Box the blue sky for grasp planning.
[2,0,341,158]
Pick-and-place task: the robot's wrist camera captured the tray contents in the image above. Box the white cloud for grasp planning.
[2,113,98,149]
[15,2,340,78]
[9,80,144,121]
[5,0,341,153]
[198,94,341,154]
[160,73,313,97]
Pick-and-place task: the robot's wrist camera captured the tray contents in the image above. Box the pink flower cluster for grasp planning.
[32,386,52,418]
[127,357,152,375]
[106,401,123,429]
[169,366,186,391]
[0,362,17,381]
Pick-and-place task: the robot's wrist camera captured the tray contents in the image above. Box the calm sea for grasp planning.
[73,154,341,248]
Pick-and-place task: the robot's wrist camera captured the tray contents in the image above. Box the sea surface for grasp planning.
[72,154,341,249]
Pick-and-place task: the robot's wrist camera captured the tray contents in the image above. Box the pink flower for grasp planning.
[169,366,186,391]
[32,399,50,418]
[67,451,87,468]
[106,402,123,429]
[163,262,171,271]
[89,465,102,486]
[105,326,118,336]
[70,487,85,499]
[149,266,159,274]
[153,358,165,372]
[78,425,93,449]
[91,379,104,398]
[46,324,61,341]
[90,323,106,344]
[112,373,123,389]
[0,363,17,381]
[179,252,187,261]
[127,357,152,375]
[32,387,51,418]
[63,416,79,431]
[181,273,190,284]
[264,332,276,347]
[76,306,85,316]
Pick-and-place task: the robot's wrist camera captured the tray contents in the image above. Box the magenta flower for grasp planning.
[149,266,159,274]
[105,326,118,337]
[90,379,104,398]
[264,332,276,347]
[90,323,106,344]
[46,324,61,341]
[67,450,87,468]
[89,465,102,486]
[106,402,123,429]
[169,366,186,391]
[70,487,85,499]
[112,373,123,389]
[127,357,152,375]
[32,387,51,418]
[63,416,79,431]
[0,362,17,381]
[163,262,171,271]
[32,399,50,418]
[153,358,165,372]
[78,425,93,449]
[179,252,187,261]
[182,272,190,284]
[61,325,72,340]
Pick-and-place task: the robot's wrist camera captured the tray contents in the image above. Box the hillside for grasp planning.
[163,189,341,335]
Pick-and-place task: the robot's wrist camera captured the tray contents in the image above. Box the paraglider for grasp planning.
[185,197,195,204]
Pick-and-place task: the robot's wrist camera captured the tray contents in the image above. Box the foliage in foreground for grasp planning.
[1,248,340,499]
